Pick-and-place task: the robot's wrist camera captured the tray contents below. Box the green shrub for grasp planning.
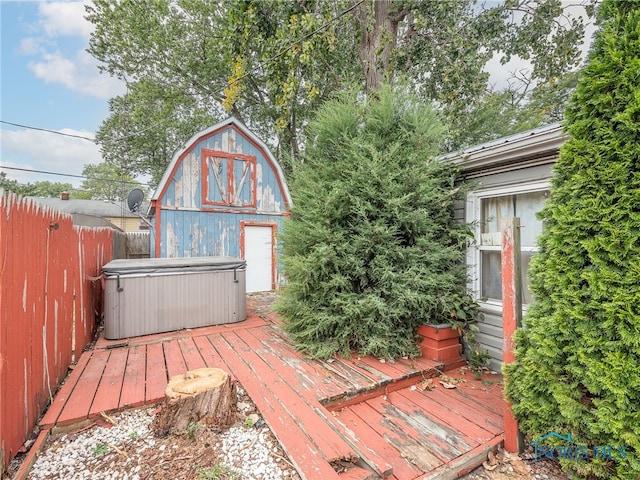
[504,2,640,478]
[276,84,476,360]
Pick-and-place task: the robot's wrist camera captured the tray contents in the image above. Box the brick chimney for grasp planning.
[61,191,70,200]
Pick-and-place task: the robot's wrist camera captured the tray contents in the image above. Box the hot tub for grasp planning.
[103,256,246,339]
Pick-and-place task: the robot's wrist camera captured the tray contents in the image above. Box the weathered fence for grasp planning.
[0,192,116,471]
[126,231,150,258]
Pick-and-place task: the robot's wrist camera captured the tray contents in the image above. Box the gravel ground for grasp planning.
[18,387,300,480]
[459,446,570,480]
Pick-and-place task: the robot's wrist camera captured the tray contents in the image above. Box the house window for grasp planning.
[202,149,256,207]
[471,184,549,305]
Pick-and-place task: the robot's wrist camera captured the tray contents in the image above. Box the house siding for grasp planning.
[448,123,566,372]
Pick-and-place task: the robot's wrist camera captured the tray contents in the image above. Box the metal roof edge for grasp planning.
[441,123,567,171]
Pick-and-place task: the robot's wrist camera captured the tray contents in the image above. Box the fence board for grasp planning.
[125,231,150,258]
[0,191,115,471]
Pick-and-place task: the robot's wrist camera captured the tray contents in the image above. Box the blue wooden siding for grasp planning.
[150,120,290,287]
[156,210,284,258]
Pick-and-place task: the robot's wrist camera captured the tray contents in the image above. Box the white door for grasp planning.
[243,225,274,292]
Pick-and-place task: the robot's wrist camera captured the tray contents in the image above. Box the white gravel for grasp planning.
[26,388,300,480]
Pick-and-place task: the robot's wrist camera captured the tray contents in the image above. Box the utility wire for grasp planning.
[0,165,153,187]
[0,0,365,147]
[0,120,96,142]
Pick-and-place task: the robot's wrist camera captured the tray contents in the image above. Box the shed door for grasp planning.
[243,225,274,292]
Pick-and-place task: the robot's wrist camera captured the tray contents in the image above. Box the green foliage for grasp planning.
[277,84,476,360]
[504,2,640,478]
[74,162,147,201]
[0,172,21,194]
[92,443,110,456]
[85,0,593,175]
[181,421,202,440]
[0,173,75,198]
[196,465,241,480]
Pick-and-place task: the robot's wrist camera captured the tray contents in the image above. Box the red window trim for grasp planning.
[201,149,257,207]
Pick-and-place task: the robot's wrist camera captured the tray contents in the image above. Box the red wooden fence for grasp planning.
[0,192,116,471]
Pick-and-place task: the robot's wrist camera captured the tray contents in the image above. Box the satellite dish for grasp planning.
[126,188,144,213]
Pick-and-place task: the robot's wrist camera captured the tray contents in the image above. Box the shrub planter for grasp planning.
[417,324,463,364]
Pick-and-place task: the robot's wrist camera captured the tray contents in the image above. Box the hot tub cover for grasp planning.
[103,256,246,276]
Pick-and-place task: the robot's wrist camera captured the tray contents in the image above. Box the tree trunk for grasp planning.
[356,0,401,93]
[152,367,237,436]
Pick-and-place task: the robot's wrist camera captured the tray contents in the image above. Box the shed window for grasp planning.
[202,150,256,207]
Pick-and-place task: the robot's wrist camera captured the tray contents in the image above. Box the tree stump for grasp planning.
[152,367,237,436]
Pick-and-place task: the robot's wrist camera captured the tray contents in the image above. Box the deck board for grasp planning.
[39,350,92,428]
[37,311,506,480]
[90,349,128,415]
[419,384,503,434]
[119,345,146,409]
[241,325,343,400]
[178,337,207,370]
[354,399,444,473]
[397,387,492,445]
[193,335,228,370]
[221,331,358,464]
[364,395,446,468]
[145,342,167,403]
[333,405,408,479]
[385,389,470,460]
[163,340,187,378]
[56,350,109,425]
[256,326,355,396]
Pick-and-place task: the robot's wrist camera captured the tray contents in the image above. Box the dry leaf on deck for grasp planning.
[418,378,436,391]
[440,381,457,389]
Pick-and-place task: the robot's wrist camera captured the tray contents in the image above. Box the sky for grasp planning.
[1,0,125,187]
[0,1,596,190]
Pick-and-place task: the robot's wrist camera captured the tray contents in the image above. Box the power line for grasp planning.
[0,120,96,142]
[0,165,153,187]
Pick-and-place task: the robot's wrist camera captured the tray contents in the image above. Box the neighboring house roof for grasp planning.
[27,197,143,218]
[149,117,293,215]
[70,213,124,231]
[442,122,567,174]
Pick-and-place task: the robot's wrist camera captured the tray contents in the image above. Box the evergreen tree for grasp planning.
[504,2,640,478]
[276,84,476,360]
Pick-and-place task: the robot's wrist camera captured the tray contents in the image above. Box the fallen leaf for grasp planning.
[440,374,464,385]
[418,378,436,391]
[440,381,457,389]
[482,461,498,471]
[511,459,531,475]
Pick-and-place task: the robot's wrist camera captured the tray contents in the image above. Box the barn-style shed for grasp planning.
[149,117,291,292]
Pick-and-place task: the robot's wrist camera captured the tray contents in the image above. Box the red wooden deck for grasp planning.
[36,311,504,480]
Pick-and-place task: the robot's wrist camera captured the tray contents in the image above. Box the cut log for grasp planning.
[152,367,237,435]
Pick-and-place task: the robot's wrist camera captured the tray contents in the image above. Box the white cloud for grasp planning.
[18,37,44,55]
[28,49,124,99]
[1,128,102,186]
[22,1,126,99]
[38,1,93,38]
